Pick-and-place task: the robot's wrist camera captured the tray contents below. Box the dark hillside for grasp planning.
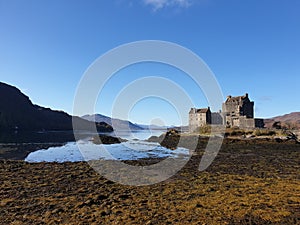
[0,82,112,132]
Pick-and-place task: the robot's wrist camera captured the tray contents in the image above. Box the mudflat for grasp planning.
[1,137,299,224]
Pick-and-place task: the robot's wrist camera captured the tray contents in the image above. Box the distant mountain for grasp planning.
[0,82,113,132]
[264,112,300,129]
[135,124,190,131]
[82,114,144,131]
[135,124,170,130]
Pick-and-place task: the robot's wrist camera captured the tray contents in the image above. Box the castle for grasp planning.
[189,93,264,132]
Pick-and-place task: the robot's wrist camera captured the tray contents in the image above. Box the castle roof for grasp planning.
[225,93,249,103]
[197,108,210,113]
[189,107,211,114]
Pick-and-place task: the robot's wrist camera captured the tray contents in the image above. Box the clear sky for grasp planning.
[0,0,299,126]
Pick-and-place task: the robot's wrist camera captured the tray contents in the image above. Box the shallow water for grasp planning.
[25,130,189,163]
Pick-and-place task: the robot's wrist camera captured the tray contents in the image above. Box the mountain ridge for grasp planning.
[82,114,144,131]
[0,82,112,132]
[264,112,300,129]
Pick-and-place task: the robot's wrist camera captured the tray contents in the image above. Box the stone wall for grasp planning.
[189,94,264,131]
[211,112,223,125]
[255,118,265,128]
[222,94,254,118]
[189,108,211,132]
[239,116,255,129]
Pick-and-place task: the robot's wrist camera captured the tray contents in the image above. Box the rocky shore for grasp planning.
[1,136,300,224]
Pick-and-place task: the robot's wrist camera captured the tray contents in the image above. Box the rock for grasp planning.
[92,135,127,145]
[147,136,160,142]
[147,129,183,149]
[159,129,180,150]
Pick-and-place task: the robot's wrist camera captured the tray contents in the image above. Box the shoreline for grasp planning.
[1,133,299,161]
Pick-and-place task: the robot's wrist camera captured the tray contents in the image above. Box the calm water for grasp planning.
[25,130,189,163]
[108,129,165,140]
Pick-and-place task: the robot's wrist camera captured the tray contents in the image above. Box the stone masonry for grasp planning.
[189,93,264,132]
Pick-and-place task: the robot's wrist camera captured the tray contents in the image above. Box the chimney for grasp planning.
[190,108,196,113]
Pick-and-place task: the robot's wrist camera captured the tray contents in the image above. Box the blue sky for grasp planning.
[0,0,299,125]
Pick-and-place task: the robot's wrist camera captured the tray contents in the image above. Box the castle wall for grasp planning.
[189,113,197,132]
[189,108,211,132]
[222,102,239,117]
[241,101,254,118]
[211,112,223,125]
[239,116,255,129]
[255,118,265,128]
[189,94,263,131]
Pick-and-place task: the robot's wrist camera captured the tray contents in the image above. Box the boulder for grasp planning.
[92,135,127,145]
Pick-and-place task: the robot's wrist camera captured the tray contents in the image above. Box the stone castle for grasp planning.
[189,93,264,132]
